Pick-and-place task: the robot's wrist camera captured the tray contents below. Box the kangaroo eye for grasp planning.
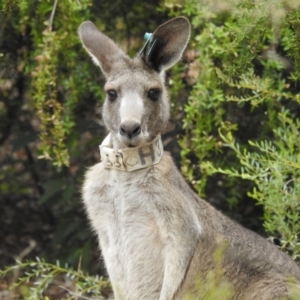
[148,89,160,101]
[107,89,117,101]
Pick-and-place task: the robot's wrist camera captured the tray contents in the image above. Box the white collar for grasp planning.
[99,134,163,172]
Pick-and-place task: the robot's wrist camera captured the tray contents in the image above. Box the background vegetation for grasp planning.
[0,0,299,298]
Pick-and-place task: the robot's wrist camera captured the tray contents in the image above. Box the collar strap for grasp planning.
[99,134,163,172]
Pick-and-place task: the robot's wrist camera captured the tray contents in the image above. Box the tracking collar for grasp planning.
[99,134,163,172]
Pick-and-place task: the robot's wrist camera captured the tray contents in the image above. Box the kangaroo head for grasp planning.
[79,17,190,148]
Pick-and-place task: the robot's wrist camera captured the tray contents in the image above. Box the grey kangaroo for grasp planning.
[79,17,300,300]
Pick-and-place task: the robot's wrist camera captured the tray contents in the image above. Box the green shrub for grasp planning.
[169,0,300,259]
[1,0,299,297]
[0,258,110,299]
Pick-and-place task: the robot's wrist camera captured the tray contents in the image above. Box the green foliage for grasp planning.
[184,243,234,300]
[204,109,300,258]
[15,0,95,167]
[166,0,300,259]
[1,0,300,296]
[1,0,105,269]
[0,258,110,299]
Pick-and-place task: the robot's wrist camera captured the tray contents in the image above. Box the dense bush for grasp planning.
[174,0,300,259]
[1,0,299,298]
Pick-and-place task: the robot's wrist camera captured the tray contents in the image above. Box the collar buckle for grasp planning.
[99,146,126,171]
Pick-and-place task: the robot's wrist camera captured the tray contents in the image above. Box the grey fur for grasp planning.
[79,17,300,300]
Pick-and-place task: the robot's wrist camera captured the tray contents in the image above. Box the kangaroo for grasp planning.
[79,17,300,300]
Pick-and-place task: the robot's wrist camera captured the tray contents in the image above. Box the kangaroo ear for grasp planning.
[78,21,127,76]
[141,17,190,71]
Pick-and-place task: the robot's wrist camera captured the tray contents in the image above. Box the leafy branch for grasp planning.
[0,258,110,300]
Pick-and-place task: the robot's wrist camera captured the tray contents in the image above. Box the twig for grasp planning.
[48,0,58,31]
[59,285,102,300]
[75,255,82,300]
[6,240,37,300]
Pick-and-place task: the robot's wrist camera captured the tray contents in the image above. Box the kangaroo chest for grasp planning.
[83,158,203,300]
[91,167,167,299]
[100,179,165,248]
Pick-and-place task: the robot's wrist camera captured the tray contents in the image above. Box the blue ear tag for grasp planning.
[139,32,157,61]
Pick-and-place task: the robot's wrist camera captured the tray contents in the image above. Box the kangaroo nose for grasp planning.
[119,121,141,139]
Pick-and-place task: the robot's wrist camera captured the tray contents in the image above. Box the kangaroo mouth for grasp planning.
[119,140,139,149]
[119,136,143,149]
[118,132,151,149]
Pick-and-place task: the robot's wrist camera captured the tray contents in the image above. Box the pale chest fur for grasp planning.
[82,154,201,300]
